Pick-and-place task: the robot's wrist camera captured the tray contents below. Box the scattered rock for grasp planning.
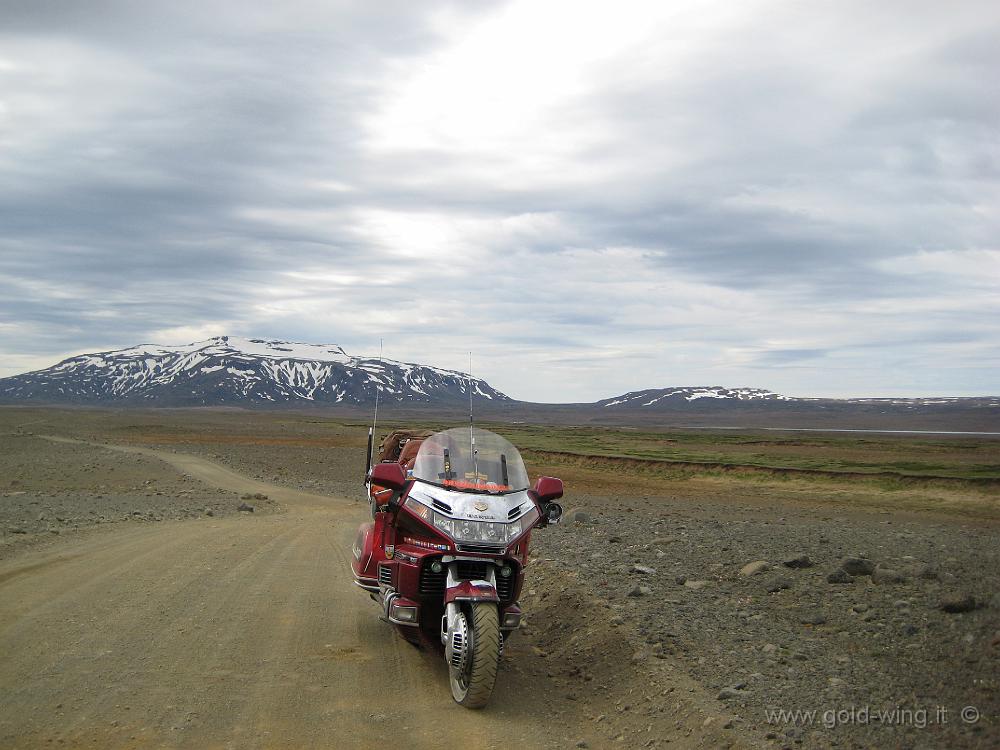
[684,579,711,590]
[800,612,827,626]
[940,595,977,614]
[916,564,940,580]
[631,565,656,575]
[204,508,214,517]
[852,603,870,613]
[902,623,919,636]
[764,576,792,593]
[575,742,589,749]
[627,585,652,598]
[717,687,744,700]
[783,554,813,569]
[872,567,906,584]
[739,560,771,577]
[827,569,853,584]
[608,535,622,543]
[569,511,591,524]
[842,557,876,576]
[237,503,254,513]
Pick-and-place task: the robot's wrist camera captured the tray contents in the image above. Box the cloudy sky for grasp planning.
[1,0,998,401]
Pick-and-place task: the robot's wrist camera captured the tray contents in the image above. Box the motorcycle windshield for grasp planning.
[411,427,529,494]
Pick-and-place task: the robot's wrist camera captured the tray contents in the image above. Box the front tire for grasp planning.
[449,602,500,708]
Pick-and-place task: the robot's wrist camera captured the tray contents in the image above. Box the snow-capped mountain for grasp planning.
[0,336,510,406]
[596,386,999,411]
[597,386,795,408]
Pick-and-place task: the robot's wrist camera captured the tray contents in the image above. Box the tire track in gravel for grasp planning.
[0,439,555,749]
[0,436,764,749]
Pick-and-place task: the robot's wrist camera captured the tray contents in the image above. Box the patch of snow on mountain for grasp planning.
[0,335,513,406]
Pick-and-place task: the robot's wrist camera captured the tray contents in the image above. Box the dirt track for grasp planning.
[0,441,552,749]
[1,439,752,750]
[11,417,994,748]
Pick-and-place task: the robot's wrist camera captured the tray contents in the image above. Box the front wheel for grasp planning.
[449,602,500,708]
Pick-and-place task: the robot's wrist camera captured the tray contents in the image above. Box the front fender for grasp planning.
[445,579,499,603]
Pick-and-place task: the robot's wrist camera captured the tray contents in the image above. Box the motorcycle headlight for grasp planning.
[406,498,539,546]
[507,506,539,542]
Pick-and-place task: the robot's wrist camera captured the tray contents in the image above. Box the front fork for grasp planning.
[440,561,522,666]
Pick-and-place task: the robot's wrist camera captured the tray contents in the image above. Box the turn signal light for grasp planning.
[501,612,521,629]
[390,603,418,623]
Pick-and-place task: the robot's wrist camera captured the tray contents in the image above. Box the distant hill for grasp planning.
[0,336,510,407]
[1,338,997,431]
[596,385,999,412]
[584,385,999,431]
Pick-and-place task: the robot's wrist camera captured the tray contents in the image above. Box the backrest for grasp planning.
[377,429,434,464]
[398,438,424,470]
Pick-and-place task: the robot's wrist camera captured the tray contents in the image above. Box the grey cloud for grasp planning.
[0,1,997,400]
[751,349,828,366]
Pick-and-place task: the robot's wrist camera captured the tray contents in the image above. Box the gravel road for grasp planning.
[0,438,757,750]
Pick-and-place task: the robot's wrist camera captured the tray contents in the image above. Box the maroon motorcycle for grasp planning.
[352,426,563,707]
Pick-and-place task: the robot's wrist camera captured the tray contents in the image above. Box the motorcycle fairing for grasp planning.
[407,483,533,524]
[351,513,398,590]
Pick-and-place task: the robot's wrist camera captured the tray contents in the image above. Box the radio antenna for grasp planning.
[469,351,478,484]
[366,339,383,480]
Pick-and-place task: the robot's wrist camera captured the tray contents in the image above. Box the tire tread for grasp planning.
[456,603,500,708]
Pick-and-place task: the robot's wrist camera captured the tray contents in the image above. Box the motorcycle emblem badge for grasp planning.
[474,501,489,512]
[385,545,394,559]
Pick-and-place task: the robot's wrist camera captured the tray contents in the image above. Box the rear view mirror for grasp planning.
[533,476,564,503]
[370,462,407,492]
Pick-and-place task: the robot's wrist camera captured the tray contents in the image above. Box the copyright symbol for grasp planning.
[961,706,980,724]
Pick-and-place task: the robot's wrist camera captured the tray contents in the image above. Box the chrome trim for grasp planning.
[501,611,522,630]
[388,615,420,627]
[387,603,420,627]
[377,564,393,586]
[447,563,497,589]
[444,602,469,669]
[353,578,379,593]
[441,555,497,564]
[456,543,506,554]
[407,485,531,524]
